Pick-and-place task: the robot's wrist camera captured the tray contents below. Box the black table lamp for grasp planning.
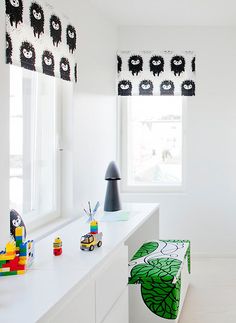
[104,161,122,212]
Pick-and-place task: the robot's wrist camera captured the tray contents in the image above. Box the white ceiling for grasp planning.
[89,0,236,26]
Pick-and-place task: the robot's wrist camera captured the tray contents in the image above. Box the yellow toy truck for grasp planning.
[80,232,103,251]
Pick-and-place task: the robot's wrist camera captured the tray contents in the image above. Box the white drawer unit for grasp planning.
[102,289,129,323]
[39,279,96,323]
[95,245,128,323]
[0,204,159,323]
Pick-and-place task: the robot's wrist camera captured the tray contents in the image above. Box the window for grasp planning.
[10,66,61,224]
[120,96,184,191]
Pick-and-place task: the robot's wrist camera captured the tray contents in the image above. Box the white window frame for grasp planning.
[23,77,63,230]
[118,96,187,193]
[10,67,64,230]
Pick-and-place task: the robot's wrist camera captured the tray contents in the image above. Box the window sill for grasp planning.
[121,184,186,194]
[27,216,79,242]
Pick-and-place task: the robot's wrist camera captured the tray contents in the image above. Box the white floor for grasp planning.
[179,258,236,323]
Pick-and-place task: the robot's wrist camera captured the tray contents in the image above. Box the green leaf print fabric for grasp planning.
[131,241,159,261]
[128,240,190,320]
[141,278,181,319]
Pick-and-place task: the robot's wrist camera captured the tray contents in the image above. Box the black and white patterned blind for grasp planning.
[5,0,78,82]
[117,51,195,96]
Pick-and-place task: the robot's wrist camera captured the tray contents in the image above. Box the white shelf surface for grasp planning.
[0,203,159,323]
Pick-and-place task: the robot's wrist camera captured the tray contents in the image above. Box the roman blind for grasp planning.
[117,51,195,96]
[5,0,78,82]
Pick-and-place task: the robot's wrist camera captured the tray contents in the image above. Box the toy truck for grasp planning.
[80,232,103,251]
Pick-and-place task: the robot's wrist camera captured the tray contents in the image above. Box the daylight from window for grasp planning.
[125,96,183,187]
[10,66,58,218]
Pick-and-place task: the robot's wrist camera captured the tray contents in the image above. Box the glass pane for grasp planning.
[10,66,58,218]
[127,96,182,186]
[10,66,23,212]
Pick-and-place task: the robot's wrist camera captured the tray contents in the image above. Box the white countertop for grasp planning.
[0,203,159,323]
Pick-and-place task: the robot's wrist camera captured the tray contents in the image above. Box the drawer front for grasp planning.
[95,245,128,323]
[39,280,96,323]
[102,288,128,323]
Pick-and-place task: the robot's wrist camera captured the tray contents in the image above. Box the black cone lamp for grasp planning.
[104,161,122,212]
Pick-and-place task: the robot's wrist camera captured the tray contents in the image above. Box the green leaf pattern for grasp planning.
[129,240,191,320]
[131,241,159,261]
[160,239,191,274]
[129,257,182,285]
[141,277,181,319]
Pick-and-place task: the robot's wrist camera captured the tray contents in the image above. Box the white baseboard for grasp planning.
[192,252,236,259]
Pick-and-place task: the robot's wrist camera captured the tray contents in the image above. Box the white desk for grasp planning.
[0,203,159,323]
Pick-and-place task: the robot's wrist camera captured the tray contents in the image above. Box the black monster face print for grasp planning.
[60,57,71,81]
[30,2,45,38]
[10,209,26,239]
[181,80,195,96]
[118,80,132,96]
[50,15,62,47]
[128,55,143,76]
[6,0,23,28]
[42,50,55,76]
[6,33,13,64]
[192,57,196,72]
[20,42,36,71]
[117,55,122,73]
[160,80,175,96]
[66,25,76,54]
[171,55,185,76]
[149,56,164,76]
[139,80,153,96]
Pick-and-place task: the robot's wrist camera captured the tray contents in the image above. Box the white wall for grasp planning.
[0,1,10,249]
[119,26,236,257]
[72,2,117,210]
[49,1,117,212]
[61,0,118,210]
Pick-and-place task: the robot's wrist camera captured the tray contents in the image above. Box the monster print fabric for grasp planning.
[117,51,195,96]
[5,0,78,82]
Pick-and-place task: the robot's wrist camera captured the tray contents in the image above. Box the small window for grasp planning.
[10,66,61,223]
[120,96,184,191]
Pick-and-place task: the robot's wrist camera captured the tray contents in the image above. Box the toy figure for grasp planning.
[53,237,62,256]
[10,209,26,240]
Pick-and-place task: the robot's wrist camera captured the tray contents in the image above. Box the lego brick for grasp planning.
[16,241,22,248]
[19,259,27,265]
[0,255,15,261]
[0,260,7,266]
[17,270,26,275]
[0,271,18,276]
[6,241,16,253]
[0,268,10,273]
[15,227,24,237]
[15,236,23,241]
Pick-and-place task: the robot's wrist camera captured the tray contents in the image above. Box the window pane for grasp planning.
[126,96,183,186]
[10,67,23,212]
[10,65,59,218]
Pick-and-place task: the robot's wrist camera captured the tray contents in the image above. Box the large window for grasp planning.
[120,96,184,191]
[10,66,61,223]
